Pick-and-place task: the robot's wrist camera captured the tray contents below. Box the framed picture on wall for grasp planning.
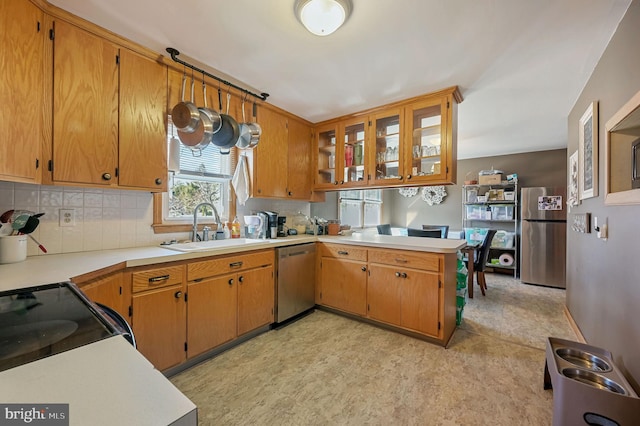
[579,101,598,200]
[568,150,579,208]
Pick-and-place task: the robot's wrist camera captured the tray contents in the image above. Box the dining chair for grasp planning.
[422,224,449,238]
[377,224,392,235]
[407,228,442,238]
[468,229,497,296]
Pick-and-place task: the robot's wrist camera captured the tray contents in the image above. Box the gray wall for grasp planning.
[386,149,566,230]
[566,0,640,389]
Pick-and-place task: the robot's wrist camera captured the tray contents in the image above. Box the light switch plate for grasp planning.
[59,209,75,227]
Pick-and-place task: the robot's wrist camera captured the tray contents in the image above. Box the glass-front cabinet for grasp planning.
[313,86,461,191]
[315,123,338,189]
[341,117,367,187]
[405,97,447,184]
[370,107,404,186]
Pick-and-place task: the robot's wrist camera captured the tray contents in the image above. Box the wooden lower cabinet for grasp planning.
[319,257,367,317]
[318,243,456,345]
[132,284,186,371]
[74,271,129,320]
[130,264,187,371]
[187,273,237,358]
[237,265,275,336]
[186,250,275,358]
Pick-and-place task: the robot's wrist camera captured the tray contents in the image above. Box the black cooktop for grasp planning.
[0,282,116,372]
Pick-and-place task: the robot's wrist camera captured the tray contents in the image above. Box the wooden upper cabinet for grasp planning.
[52,20,119,186]
[287,118,313,199]
[0,0,44,183]
[118,48,167,191]
[253,106,288,198]
[314,87,461,190]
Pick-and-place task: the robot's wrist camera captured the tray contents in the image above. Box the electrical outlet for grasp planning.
[59,209,75,227]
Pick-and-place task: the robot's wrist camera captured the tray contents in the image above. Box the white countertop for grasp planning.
[0,234,463,292]
[0,336,197,426]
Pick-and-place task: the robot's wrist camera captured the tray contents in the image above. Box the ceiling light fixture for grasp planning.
[294,0,353,36]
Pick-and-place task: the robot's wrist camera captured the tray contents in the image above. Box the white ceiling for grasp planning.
[49,0,631,159]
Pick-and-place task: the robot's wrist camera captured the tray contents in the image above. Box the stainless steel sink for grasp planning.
[162,238,272,252]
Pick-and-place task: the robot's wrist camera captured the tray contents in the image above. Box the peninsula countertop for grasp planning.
[0,234,465,292]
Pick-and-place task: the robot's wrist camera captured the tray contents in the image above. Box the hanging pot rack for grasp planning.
[166,47,269,101]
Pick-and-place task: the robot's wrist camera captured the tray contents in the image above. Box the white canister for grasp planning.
[0,235,28,264]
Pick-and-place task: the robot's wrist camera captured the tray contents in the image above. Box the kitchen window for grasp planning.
[152,121,233,233]
[338,190,382,229]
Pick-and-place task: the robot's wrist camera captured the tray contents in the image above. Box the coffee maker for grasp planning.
[277,216,287,237]
[259,211,279,239]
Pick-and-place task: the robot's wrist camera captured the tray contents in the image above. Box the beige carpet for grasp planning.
[171,274,576,425]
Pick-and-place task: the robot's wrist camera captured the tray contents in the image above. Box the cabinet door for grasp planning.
[369,107,404,186]
[367,264,401,325]
[118,48,167,191]
[187,274,237,358]
[403,96,454,184]
[79,272,129,320]
[52,20,118,186]
[237,265,274,335]
[132,284,186,371]
[319,257,367,316]
[314,122,340,189]
[254,107,288,197]
[0,0,43,183]
[400,269,440,337]
[287,118,312,199]
[340,117,368,187]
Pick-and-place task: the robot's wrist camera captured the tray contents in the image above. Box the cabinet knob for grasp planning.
[401,272,408,279]
[395,272,401,278]
[288,191,292,196]
[228,278,234,286]
[155,178,162,185]
[102,173,112,181]
[398,176,403,181]
[406,175,412,180]
[361,266,366,272]
[340,180,344,185]
[174,291,182,299]
[239,275,244,283]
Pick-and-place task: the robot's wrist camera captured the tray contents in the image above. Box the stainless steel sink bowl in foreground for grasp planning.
[555,347,612,372]
[561,368,627,395]
[162,238,271,252]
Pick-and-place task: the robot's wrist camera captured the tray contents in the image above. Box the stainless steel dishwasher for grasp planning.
[276,243,316,323]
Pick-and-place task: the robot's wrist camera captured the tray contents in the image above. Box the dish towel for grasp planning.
[232,154,251,205]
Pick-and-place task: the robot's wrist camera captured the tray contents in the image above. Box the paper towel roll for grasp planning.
[499,253,514,266]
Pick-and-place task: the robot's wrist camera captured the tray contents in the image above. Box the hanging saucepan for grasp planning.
[211,89,239,154]
[236,97,253,149]
[171,73,200,132]
[178,76,213,150]
[199,79,222,134]
[248,101,262,148]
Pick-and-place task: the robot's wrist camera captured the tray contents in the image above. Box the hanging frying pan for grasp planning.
[248,101,262,148]
[236,97,253,149]
[211,89,239,153]
[171,73,201,132]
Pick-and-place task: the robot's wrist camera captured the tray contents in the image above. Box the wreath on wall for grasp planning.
[398,187,419,197]
[421,186,447,206]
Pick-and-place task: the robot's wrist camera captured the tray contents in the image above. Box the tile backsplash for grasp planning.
[0,181,312,258]
[0,181,166,257]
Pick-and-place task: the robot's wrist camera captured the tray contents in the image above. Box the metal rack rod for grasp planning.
[166,47,269,101]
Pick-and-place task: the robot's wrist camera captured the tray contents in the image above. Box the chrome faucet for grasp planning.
[192,202,221,242]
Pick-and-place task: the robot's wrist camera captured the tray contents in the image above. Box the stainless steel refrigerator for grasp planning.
[520,187,566,288]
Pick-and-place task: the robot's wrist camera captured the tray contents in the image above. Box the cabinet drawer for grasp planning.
[320,243,367,262]
[132,265,185,293]
[368,249,440,272]
[188,249,274,281]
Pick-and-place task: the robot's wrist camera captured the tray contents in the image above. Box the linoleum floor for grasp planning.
[171,274,576,425]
